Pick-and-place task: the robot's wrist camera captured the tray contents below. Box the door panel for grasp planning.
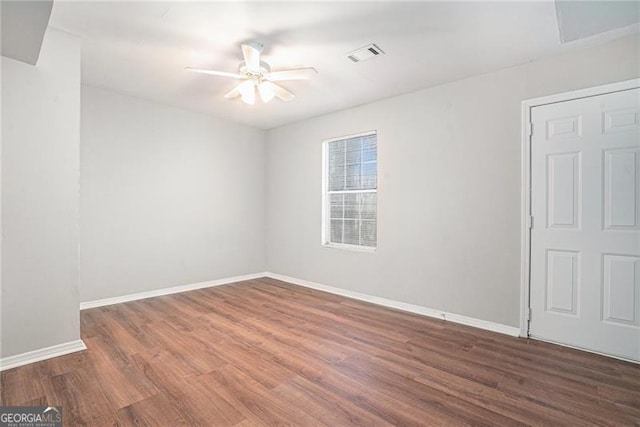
[530,87,640,362]
[603,148,639,230]
[602,254,639,326]
[545,250,580,315]
[547,152,581,229]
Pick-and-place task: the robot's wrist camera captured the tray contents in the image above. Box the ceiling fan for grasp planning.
[186,42,317,105]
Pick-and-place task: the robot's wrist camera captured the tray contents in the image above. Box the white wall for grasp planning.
[1,28,81,358]
[80,86,266,302]
[265,35,640,328]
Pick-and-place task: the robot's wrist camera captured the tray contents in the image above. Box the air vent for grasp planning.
[346,43,385,63]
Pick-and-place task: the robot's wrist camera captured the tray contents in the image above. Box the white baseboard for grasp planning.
[264,272,521,337]
[79,272,269,310]
[0,339,87,372]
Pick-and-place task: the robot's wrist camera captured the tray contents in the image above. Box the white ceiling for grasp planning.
[49,1,639,130]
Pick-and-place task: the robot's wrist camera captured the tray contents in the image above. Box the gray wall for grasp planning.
[1,29,81,358]
[80,86,266,302]
[265,35,640,328]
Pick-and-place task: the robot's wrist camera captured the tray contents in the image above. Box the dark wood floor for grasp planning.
[2,278,639,426]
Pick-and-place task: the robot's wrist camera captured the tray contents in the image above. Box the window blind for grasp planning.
[325,132,377,248]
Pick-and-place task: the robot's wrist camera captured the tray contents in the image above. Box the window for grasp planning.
[322,131,377,250]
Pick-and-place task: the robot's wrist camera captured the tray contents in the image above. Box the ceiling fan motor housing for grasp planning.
[239,60,271,78]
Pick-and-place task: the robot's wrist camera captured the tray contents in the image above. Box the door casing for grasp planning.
[520,79,640,361]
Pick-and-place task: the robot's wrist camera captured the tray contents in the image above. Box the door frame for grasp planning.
[519,78,640,338]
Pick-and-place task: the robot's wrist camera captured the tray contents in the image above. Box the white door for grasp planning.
[530,87,640,362]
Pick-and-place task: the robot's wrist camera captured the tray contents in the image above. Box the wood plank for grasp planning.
[116,393,188,426]
[195,365,323,426]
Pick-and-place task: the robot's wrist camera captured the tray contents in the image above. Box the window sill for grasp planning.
[322,243,376,253]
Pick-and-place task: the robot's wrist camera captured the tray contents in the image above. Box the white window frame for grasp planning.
[321,130,377,252]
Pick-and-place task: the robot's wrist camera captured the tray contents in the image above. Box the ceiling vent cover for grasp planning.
[347,43,385,62]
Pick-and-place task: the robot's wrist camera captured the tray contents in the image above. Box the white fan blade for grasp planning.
[262,81,295,102]
[241,42,262,72]
[185,67,242,79]
[267,67,318,82]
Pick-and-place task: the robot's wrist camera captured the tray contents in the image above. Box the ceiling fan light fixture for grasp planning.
[258,82,275,103]
[237,80,256,105]
[240,89,255,105]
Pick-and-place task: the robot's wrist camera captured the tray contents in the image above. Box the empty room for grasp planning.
[1,0,639,425]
